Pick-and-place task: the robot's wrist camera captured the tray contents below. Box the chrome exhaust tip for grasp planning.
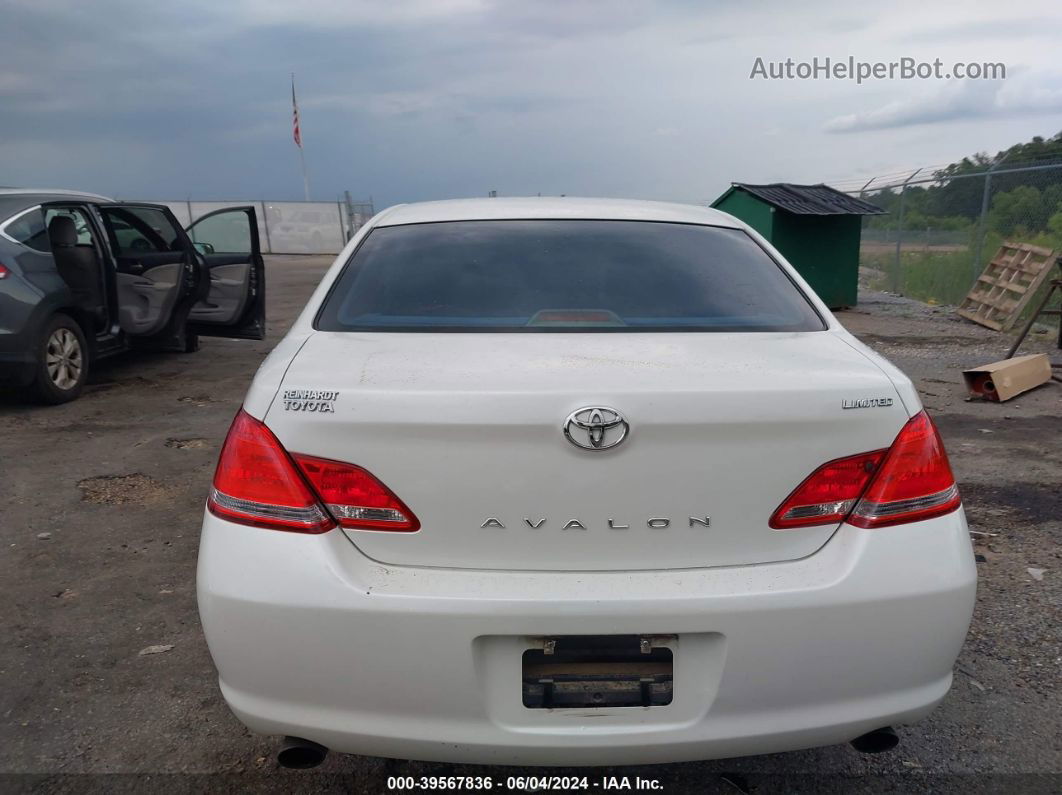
[277,736,329,769]
[850,726,899,754]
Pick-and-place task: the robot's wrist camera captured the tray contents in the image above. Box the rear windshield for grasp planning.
[315,220,825,332]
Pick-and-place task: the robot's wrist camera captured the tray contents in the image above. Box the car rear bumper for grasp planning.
[197,510,976,765]
[0,349,36,386]
[1,278,50,387]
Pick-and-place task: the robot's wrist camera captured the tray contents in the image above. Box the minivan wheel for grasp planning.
[32,314,88,404]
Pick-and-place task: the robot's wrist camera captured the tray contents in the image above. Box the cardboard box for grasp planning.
[963,354,1052,402]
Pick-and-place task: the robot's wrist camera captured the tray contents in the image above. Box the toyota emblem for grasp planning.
[563,406,629,451]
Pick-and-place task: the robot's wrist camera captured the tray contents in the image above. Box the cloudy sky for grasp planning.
[3,0,1062,207]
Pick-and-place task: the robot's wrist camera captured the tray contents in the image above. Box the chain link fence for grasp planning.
[840,163,1062,307]
[127,197,375,255]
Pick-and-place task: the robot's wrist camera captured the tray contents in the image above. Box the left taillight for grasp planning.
[293,455,420,532]
[208,410,335,533]
[208,409,420,534]
[770,410,960,530]
[0,264,10,279]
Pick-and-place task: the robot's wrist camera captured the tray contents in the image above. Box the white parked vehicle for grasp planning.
[197,198,976,768]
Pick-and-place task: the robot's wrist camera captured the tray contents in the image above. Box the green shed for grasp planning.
[711,183,885,309]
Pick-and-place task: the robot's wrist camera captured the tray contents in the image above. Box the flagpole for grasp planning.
[292,73,310,201]
[298,144,310,201]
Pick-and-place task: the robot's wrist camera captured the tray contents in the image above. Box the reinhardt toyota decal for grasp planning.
[282,389,339,413]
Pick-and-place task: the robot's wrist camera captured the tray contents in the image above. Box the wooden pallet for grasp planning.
[957,242,1059,331]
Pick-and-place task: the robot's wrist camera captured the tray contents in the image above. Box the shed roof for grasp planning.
[715,183,886,216]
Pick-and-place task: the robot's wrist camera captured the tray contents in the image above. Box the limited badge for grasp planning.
[841,397,894,410]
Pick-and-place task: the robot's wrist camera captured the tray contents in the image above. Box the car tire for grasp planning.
[31,313,89,404]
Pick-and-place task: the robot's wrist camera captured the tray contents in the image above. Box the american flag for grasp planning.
[291,75,302,148]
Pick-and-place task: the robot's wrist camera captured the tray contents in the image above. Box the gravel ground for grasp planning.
[1,257,1059,793]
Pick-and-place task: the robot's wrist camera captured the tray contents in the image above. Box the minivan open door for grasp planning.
[185,206,265,340]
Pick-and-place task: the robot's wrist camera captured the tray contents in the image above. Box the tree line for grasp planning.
[864,131,1062,240]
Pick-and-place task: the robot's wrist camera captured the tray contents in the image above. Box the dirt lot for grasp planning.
[2,256,1060,793]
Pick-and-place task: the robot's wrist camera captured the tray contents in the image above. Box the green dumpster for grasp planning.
[711,183,885,309]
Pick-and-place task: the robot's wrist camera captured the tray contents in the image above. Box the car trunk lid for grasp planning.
[264,330,909,571]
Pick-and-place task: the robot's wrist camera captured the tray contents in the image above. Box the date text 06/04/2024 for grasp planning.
[385,775,664,791]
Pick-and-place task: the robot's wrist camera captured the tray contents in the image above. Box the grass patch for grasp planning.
[861,233,1061,329]
[862,246,984,305]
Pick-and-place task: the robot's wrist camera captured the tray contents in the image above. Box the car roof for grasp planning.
[374,197,741,228]
[0,187,114,199]
[0,190,116,225]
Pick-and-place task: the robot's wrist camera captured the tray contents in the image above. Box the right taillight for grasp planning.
[208,409,421,534]
[770,410,960,530]
[848,411,960,528]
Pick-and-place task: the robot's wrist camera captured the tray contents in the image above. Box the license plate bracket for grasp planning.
[521,635,674,709]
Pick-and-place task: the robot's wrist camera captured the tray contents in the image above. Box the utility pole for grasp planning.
[972,152,1009,281]
[892,169,922,293]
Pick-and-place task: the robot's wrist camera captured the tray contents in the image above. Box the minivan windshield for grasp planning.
[315,220,825,332]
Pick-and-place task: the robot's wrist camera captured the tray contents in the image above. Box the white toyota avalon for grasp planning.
[197,197,976,768]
